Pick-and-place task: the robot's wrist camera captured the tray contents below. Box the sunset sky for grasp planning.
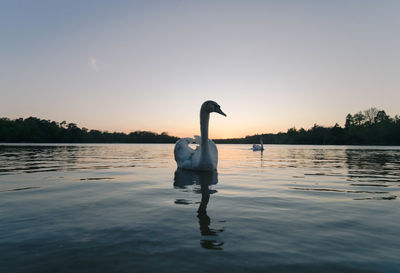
[1,1,399,138]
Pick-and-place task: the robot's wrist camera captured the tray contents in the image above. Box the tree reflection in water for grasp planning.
[174,169,224,250]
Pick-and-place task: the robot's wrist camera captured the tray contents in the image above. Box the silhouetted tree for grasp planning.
[374,110,389,124]
[364,107,379,125]
[345,114,353,129]
[353,111,365,126]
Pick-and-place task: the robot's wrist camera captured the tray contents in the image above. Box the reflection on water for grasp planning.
[344,149,400,200]
[174,169,224,250]
[0,144,172,175]
[1,144,400,272]
[173,168,218,188]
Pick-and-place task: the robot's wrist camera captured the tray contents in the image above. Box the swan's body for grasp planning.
[252,138,264,151]
[174,101,226,171]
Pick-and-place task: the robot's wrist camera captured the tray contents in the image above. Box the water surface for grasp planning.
[1,144,399,272]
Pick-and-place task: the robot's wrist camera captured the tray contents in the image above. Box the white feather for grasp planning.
[174,138,218,170]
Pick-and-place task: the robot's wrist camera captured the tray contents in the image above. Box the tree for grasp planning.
[394,115,400,124]
[353,112,365,126]
[363,107,379,125]
[67,123,78,130]
[374,110,389,123]
[345,114,353,129]
[331,123,344,136]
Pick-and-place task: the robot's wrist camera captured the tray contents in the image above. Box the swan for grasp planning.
[252,137,264,151]
[174,100,226,171]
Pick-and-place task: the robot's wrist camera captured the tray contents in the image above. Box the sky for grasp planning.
[1,0,399,138]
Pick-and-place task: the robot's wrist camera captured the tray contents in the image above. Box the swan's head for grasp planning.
[201,100,227,117]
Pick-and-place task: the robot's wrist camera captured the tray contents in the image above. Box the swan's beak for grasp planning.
[216,109,227,117]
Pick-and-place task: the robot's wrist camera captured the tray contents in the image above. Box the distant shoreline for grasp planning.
[1,108,400,145]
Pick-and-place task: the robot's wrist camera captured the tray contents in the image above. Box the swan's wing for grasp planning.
[193,135,201,145]
[208,139,218,168]
[174,138,200,169]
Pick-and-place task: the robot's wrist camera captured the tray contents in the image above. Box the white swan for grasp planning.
[252,137,264,151]
[174,101,226,171]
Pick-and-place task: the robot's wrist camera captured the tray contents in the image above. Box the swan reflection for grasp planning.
[173,169,224,250]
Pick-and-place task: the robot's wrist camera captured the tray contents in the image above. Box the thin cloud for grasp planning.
[89,57,99,71]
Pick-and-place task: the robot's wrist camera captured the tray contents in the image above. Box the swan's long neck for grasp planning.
[200,108,210,157]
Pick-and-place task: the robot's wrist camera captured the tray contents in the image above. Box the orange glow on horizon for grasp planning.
[108,126,284,139]
[102,115,318,139]
[145,124,286,139]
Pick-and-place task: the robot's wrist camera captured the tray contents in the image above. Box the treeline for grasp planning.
[0,117,179,143]
[1,108,399,145]
[215,108,400,145]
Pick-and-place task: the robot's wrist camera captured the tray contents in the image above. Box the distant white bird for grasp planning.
[174,101,226,171]
[252,137,264,151]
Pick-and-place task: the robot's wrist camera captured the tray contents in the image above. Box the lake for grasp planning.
[0,144,399,272]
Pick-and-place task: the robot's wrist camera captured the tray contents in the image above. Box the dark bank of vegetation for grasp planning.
[0,117,179,143]
[215,108,400,145]
[1,108,399,145]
